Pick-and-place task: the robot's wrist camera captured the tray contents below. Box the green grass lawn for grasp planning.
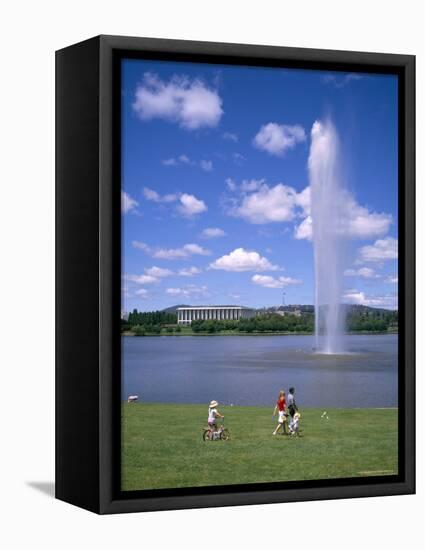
[122,403,398,491]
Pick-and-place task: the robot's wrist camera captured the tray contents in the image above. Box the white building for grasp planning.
[177,305,255,325]
[276,309,302,317]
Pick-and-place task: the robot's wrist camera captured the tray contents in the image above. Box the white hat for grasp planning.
[209,400,218,408]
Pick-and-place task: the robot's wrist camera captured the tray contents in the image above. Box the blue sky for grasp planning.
[121,58,398,313]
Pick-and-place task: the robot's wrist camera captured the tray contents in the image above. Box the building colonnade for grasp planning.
[177,306,251,324]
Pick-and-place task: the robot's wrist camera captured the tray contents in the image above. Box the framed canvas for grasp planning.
[56,35,415,514]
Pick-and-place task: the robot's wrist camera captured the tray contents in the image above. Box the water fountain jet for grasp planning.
[309,119,346,354]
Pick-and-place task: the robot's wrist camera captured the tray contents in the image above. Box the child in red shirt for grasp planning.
[272,390,288,435]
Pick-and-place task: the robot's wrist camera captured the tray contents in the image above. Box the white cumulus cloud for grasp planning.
[343,289,398,310]
[162,158,178,166]
[122,191,138,214]
[143,187,178,203]
[295,186,311,215]
[135,288,149,297]
[160,245,206,260]
[166,284,208,297]
[340,193,392,238]
[178,266,202,277]
[201,227,226,239]
[144,266,174,278]
[126,274,158,285]
[142,187,207,217]
[132,242,211,260]
[357,237,398,263]
[344,267,380,279]
[225,177,237,192]
[162,154,213,171]
[252,274,302,288]
[294,187,392,241]
[294,216,313,240]
[240,179,263,193]
[199,160,213,172]
[132,73,223,130]
[229,183,298,224]
[225,178,391,240]
[253,123,306,157]
[132,241,151,253]
[178,193,207,217]
[232,153,246,165]
[222,131,238,142]
[125,266,173,286]
[210,248,278,272]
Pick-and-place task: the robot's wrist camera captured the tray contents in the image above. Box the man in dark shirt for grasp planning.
[287,387,298,418]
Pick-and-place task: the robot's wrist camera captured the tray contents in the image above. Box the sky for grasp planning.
[121,58,398,313]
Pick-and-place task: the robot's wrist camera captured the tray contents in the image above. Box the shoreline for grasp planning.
[122,330,398,337]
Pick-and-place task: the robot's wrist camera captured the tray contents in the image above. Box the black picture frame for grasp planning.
[56,34,415,514]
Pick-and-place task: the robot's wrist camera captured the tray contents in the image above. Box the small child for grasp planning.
[272,390,287,435]
[208,400,224,431]
[289,412,301,436]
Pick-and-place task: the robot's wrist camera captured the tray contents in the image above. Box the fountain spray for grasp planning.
[309,119,346,354]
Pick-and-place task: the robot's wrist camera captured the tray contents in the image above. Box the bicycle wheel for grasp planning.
[203,429,211,441]
[220,429,230,441]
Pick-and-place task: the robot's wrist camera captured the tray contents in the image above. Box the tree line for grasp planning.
[191,313,313,333]
[346,307,398,332]
[121,307,398,335]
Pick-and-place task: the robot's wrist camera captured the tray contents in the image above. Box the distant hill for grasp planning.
[272,304,397,314]
[162,304,397,315]
[123,303,397,333]
[343,304,397,314]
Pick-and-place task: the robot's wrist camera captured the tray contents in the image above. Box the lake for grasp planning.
[122,334,398,408]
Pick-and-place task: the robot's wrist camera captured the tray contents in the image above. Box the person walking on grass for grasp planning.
[272,390,288,435]
[208,400,224,432]
[287,387,299,431]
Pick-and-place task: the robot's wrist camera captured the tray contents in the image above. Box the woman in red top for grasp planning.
[272,390,288,435]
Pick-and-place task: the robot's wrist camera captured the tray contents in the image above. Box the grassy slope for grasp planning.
[122,403,398,491]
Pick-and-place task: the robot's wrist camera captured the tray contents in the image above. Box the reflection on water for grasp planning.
[122,334,398,408]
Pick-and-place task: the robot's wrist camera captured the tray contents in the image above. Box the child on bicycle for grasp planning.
[208,400,224,431]
[272,390,288,435]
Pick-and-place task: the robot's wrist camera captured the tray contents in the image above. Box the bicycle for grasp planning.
[203,419,230,441]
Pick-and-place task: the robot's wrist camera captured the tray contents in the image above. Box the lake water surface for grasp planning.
[122,334,398,408]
